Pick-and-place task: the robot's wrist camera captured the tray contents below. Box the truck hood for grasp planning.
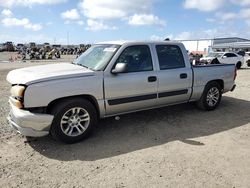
[7,63,95,85]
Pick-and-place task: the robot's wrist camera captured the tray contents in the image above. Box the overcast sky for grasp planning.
[0,0,250,44]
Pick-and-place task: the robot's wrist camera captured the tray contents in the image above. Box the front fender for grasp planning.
[24,75,103,109]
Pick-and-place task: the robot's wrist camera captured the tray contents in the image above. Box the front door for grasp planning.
[104,45,158,116]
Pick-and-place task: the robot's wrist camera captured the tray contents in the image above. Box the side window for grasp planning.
[116,45,153,73]
[229,53,237,57]
[225,53,237,57]
[156,45,185,70]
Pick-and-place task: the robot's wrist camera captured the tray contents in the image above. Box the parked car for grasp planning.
[200,52,244,69]
[245,52,250,67]
[6,41,237,143]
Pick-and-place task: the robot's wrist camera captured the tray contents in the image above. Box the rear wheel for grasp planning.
[50,98,97,144]
[197,82,222,111]
[247,60,250,67]
[236,62,242,69]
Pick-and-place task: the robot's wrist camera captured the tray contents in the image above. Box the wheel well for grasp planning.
[206,79,224,90]
[46,95,100,118]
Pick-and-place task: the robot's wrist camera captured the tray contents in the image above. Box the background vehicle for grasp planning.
[200,52,244,69]
[6,41,237,143]
[16,44,24,51]
[3,41,15,52]
[29,42,36,49]
[245,52,250,67]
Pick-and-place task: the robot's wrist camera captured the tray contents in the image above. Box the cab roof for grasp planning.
[96,40,182,46]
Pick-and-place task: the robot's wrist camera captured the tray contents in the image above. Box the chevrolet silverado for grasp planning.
[7,41,237,143]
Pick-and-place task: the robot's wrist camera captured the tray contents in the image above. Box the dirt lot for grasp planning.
[0,53,250,188]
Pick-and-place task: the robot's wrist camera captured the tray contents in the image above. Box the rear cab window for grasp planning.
[156,45,185,70]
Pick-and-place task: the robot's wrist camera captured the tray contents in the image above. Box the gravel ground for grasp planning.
[0,53,250,188]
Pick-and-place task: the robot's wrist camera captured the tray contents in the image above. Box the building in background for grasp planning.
[212,39,250,52]
[176,39,213,55]
[176,37,250,55]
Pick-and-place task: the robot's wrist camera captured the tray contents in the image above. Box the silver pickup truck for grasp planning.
[7,41,237,143]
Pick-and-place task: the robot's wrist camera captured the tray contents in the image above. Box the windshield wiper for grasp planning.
[76,63,94,71]
[77,64,88,68]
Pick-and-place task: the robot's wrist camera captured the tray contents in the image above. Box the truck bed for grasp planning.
[190,64,236,101]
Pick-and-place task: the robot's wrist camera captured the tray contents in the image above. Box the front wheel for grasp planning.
[50,98,97,144]
[196,82,222,111]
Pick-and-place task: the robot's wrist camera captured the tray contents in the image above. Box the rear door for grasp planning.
[155,44,192,105]
[104,45,158,115]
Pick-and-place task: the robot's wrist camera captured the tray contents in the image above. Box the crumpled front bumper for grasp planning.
[7,101,54,137]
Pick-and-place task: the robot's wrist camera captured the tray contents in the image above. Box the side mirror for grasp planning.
[111,63,127,74]
[222,56,227,59]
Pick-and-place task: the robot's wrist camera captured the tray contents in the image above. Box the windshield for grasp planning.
[207,52,224,58]
[73,44,120,71]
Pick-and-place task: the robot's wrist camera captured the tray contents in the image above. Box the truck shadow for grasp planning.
[28,96,250,161]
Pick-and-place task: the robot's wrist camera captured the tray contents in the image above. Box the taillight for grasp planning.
[234,67,237,80]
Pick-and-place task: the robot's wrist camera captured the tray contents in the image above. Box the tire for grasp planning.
[196,82,222,111]
[211,58,220,64]
[50,98,97,144]
[247,60,250,67]
[236,62,242,69]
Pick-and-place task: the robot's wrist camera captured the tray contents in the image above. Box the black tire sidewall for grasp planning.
[247,61,250,67]
[51,99,97,144]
